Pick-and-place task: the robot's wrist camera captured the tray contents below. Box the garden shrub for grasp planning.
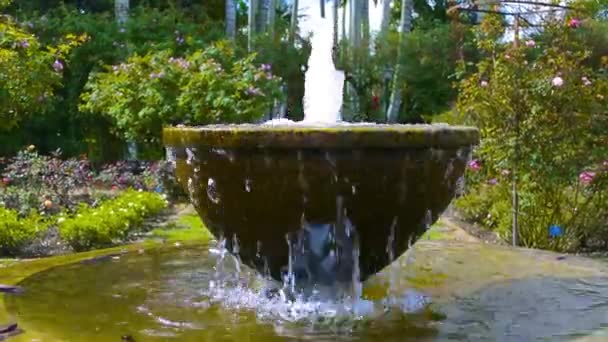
[452,11,608,251]
[0,147,94,215]
[0,0,85,130]
[94,160,183,200]
[58,190,167,251]
[0,207,46,256]
[80,42,284,145]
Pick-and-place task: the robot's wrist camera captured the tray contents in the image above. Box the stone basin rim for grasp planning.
[163,124,480,149]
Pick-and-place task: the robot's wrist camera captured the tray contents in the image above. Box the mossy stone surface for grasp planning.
[163,124,479,149]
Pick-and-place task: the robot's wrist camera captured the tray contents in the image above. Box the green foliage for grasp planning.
[80,42,284,143]
[58,190,167,251]
[341,22,472,122]
[454,14,608,251]
[0,12,83,130]
[0,207,46,256]
[1,3,224,159]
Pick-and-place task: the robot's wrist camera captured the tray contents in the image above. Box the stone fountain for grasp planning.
[163,11,478,290]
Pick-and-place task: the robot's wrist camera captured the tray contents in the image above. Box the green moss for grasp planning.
[421,229,447,241]
[163,124,479,149]
[149,213,213,243]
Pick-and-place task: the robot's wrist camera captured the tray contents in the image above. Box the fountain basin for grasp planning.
[163,124,479,286]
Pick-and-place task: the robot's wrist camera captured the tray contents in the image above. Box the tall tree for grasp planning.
[380,0,391,35]
[268,0,277,37]
[248,0,257,51]
[258,0,270,33]
[289,0,298,44]
[386,0,412,123]
[115,0,137,159]
[225,0,237,40]
[115,0,129,24]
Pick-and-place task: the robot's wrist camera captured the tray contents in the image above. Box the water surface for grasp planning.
[6,241,608,341]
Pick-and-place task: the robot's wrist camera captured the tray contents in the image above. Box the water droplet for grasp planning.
[185,147,197,165]
[245,179,252,192]
[207,178,221,204]
[424,209,433,230]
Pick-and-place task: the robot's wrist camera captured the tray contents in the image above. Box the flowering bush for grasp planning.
[80,41,284,144]
[94,160,184,200]
[0,2,85,130]
[0,147,94,216]
[453,12,608,250]
[58,190,167,251]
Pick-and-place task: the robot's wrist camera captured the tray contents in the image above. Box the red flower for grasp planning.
[372,95,380,111]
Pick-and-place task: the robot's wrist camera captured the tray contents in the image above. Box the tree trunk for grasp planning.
[115,0,136,159]
[225,0,237,40]
[386,0,412,123]
[361,0,370,48]
[320,0,325,18]
[341,0,347,43]
[380,0,391,36]
[248,0,257,51]
[289,0,299,44]
[332,0,339,62]
[115,0,129,25]
[268,0,277,37]
[258,0,269,33]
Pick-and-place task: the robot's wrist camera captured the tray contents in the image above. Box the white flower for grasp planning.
[552,76,564,87]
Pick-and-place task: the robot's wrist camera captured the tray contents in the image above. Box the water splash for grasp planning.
[302,15,344,123]
[201,240,429,324]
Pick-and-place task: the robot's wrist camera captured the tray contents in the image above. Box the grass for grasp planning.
[421,228,447,241]
[149,213,213,243]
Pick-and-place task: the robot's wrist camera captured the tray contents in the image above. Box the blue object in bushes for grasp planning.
[549,225,563,238]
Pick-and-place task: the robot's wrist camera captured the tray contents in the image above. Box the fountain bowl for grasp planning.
[163,124,479,287]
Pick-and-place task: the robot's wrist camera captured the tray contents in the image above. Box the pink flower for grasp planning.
[149,71,165,79]
[480,80,489,87]
[19,40,30,48]
[246,87,264,96]
[579,171,596,184]
[601,160,608,170]
[501,169,511,176]
[551,76,564,87]
[467,159,481,171]
[488,178,498,185]
[568,19,581,28]
[525,40,536,47]
[52,59,64,72]
[582,76,592,86]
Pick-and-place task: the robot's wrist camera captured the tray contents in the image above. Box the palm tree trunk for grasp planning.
[341,0,347,43]
[258,0,269,33]
[332,0,339,62]
[225,0,237,40]
[361,0,369,48]
[380,0,391,36]
[289,0,299,44]
[115,0,129,25]
[248,0,257,51]
[320,0,326,17]
[386,0,412,123]
[268,0,277,37]
[115,0,136,159]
